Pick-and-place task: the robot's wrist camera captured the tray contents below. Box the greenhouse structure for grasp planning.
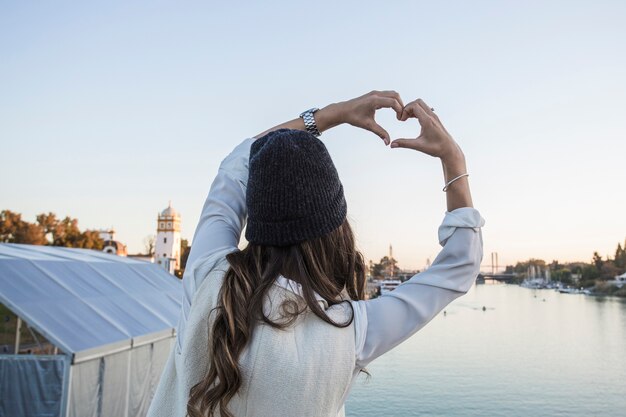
[0,243,182,417]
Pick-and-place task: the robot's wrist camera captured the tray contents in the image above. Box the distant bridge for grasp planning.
[477,272,517,282]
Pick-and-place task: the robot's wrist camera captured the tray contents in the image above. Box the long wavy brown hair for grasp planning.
[186,217,367,417]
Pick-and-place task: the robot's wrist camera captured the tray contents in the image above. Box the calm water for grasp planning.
[345,283,626,417]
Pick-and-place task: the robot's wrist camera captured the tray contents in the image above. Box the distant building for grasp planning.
[100,229,128,256]
[127,253,154,263]
[97,204,182,274]
[155,202,182,274]
[98,229,115,241]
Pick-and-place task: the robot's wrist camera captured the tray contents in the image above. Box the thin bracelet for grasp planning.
[442,173,469,192]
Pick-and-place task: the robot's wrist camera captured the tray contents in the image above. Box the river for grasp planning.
[345,283,626,416]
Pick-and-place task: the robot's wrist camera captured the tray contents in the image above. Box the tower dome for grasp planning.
[160,201,180,218]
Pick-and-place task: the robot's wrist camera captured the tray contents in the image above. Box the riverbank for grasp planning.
[590,282,626,297]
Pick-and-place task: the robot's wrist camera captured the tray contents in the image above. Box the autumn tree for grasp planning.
[1,209,103,249]
[36,212,58,240]
[47,216,102,249]
[0,210,46,245]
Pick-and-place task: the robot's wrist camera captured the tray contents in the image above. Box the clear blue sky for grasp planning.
[2,1,625,270]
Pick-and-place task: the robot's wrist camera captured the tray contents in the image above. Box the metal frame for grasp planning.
[72,328,174,364]
[72,338,131,365]
[1,297,73,355]
[61,355,72,417]
[14,316,21,354]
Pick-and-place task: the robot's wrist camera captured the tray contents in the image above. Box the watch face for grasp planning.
[300,108,318,117]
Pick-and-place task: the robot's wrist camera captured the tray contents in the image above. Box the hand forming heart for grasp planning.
[338,91,463,162]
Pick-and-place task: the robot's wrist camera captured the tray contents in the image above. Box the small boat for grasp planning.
[521,278,548,289]
[558,287,582,294]
[379,279,402,295]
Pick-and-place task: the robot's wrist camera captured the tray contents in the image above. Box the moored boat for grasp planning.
[379,279,402,295]
[558,287,583,294]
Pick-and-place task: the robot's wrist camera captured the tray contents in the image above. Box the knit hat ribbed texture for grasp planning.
[245,128,347,246]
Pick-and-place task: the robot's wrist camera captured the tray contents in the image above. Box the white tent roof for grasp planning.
[0,243,182,359]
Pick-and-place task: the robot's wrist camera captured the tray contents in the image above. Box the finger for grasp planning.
[416,98,449,132]
[414,103,435,128]
[373,96,403,119]
[402,102,430,126]
[417,99,437,120]
[376,90,404,116]
[400,100,421,121]
[399,104,414,121]
[365,121,391,145]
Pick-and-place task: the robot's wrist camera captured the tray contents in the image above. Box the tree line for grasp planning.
[505,239,626,290]
[0,209,104,249]
[369,255,399,278]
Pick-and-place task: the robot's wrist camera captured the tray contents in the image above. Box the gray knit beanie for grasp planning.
[245,128,347,246]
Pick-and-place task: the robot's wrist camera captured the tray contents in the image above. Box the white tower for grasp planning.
[155,201,181,274]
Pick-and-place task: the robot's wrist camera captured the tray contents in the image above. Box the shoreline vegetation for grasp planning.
[501,239,626,298]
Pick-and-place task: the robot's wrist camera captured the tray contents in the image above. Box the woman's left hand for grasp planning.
[333,90,404,145]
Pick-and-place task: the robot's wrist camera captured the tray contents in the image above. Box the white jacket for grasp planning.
[147,137,485,417]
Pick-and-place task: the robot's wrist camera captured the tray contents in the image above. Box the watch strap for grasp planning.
[299,108,321,137]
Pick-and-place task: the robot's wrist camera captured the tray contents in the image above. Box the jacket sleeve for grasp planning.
[175,137,255,353]
[352,207,485,368]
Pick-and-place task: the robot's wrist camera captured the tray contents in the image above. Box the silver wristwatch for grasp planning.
[299,107,321,137]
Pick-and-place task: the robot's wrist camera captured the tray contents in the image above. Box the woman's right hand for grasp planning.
[333,90,404,145]
[390,98,464,163]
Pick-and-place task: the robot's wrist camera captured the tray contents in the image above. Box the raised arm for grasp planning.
[352,99,485,367]
[176,138,255,353]
[176,91,406,353]
[353,208,484,367]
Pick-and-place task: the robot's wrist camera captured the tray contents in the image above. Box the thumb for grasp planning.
[390,138,415,149]
[391,137,436,155]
